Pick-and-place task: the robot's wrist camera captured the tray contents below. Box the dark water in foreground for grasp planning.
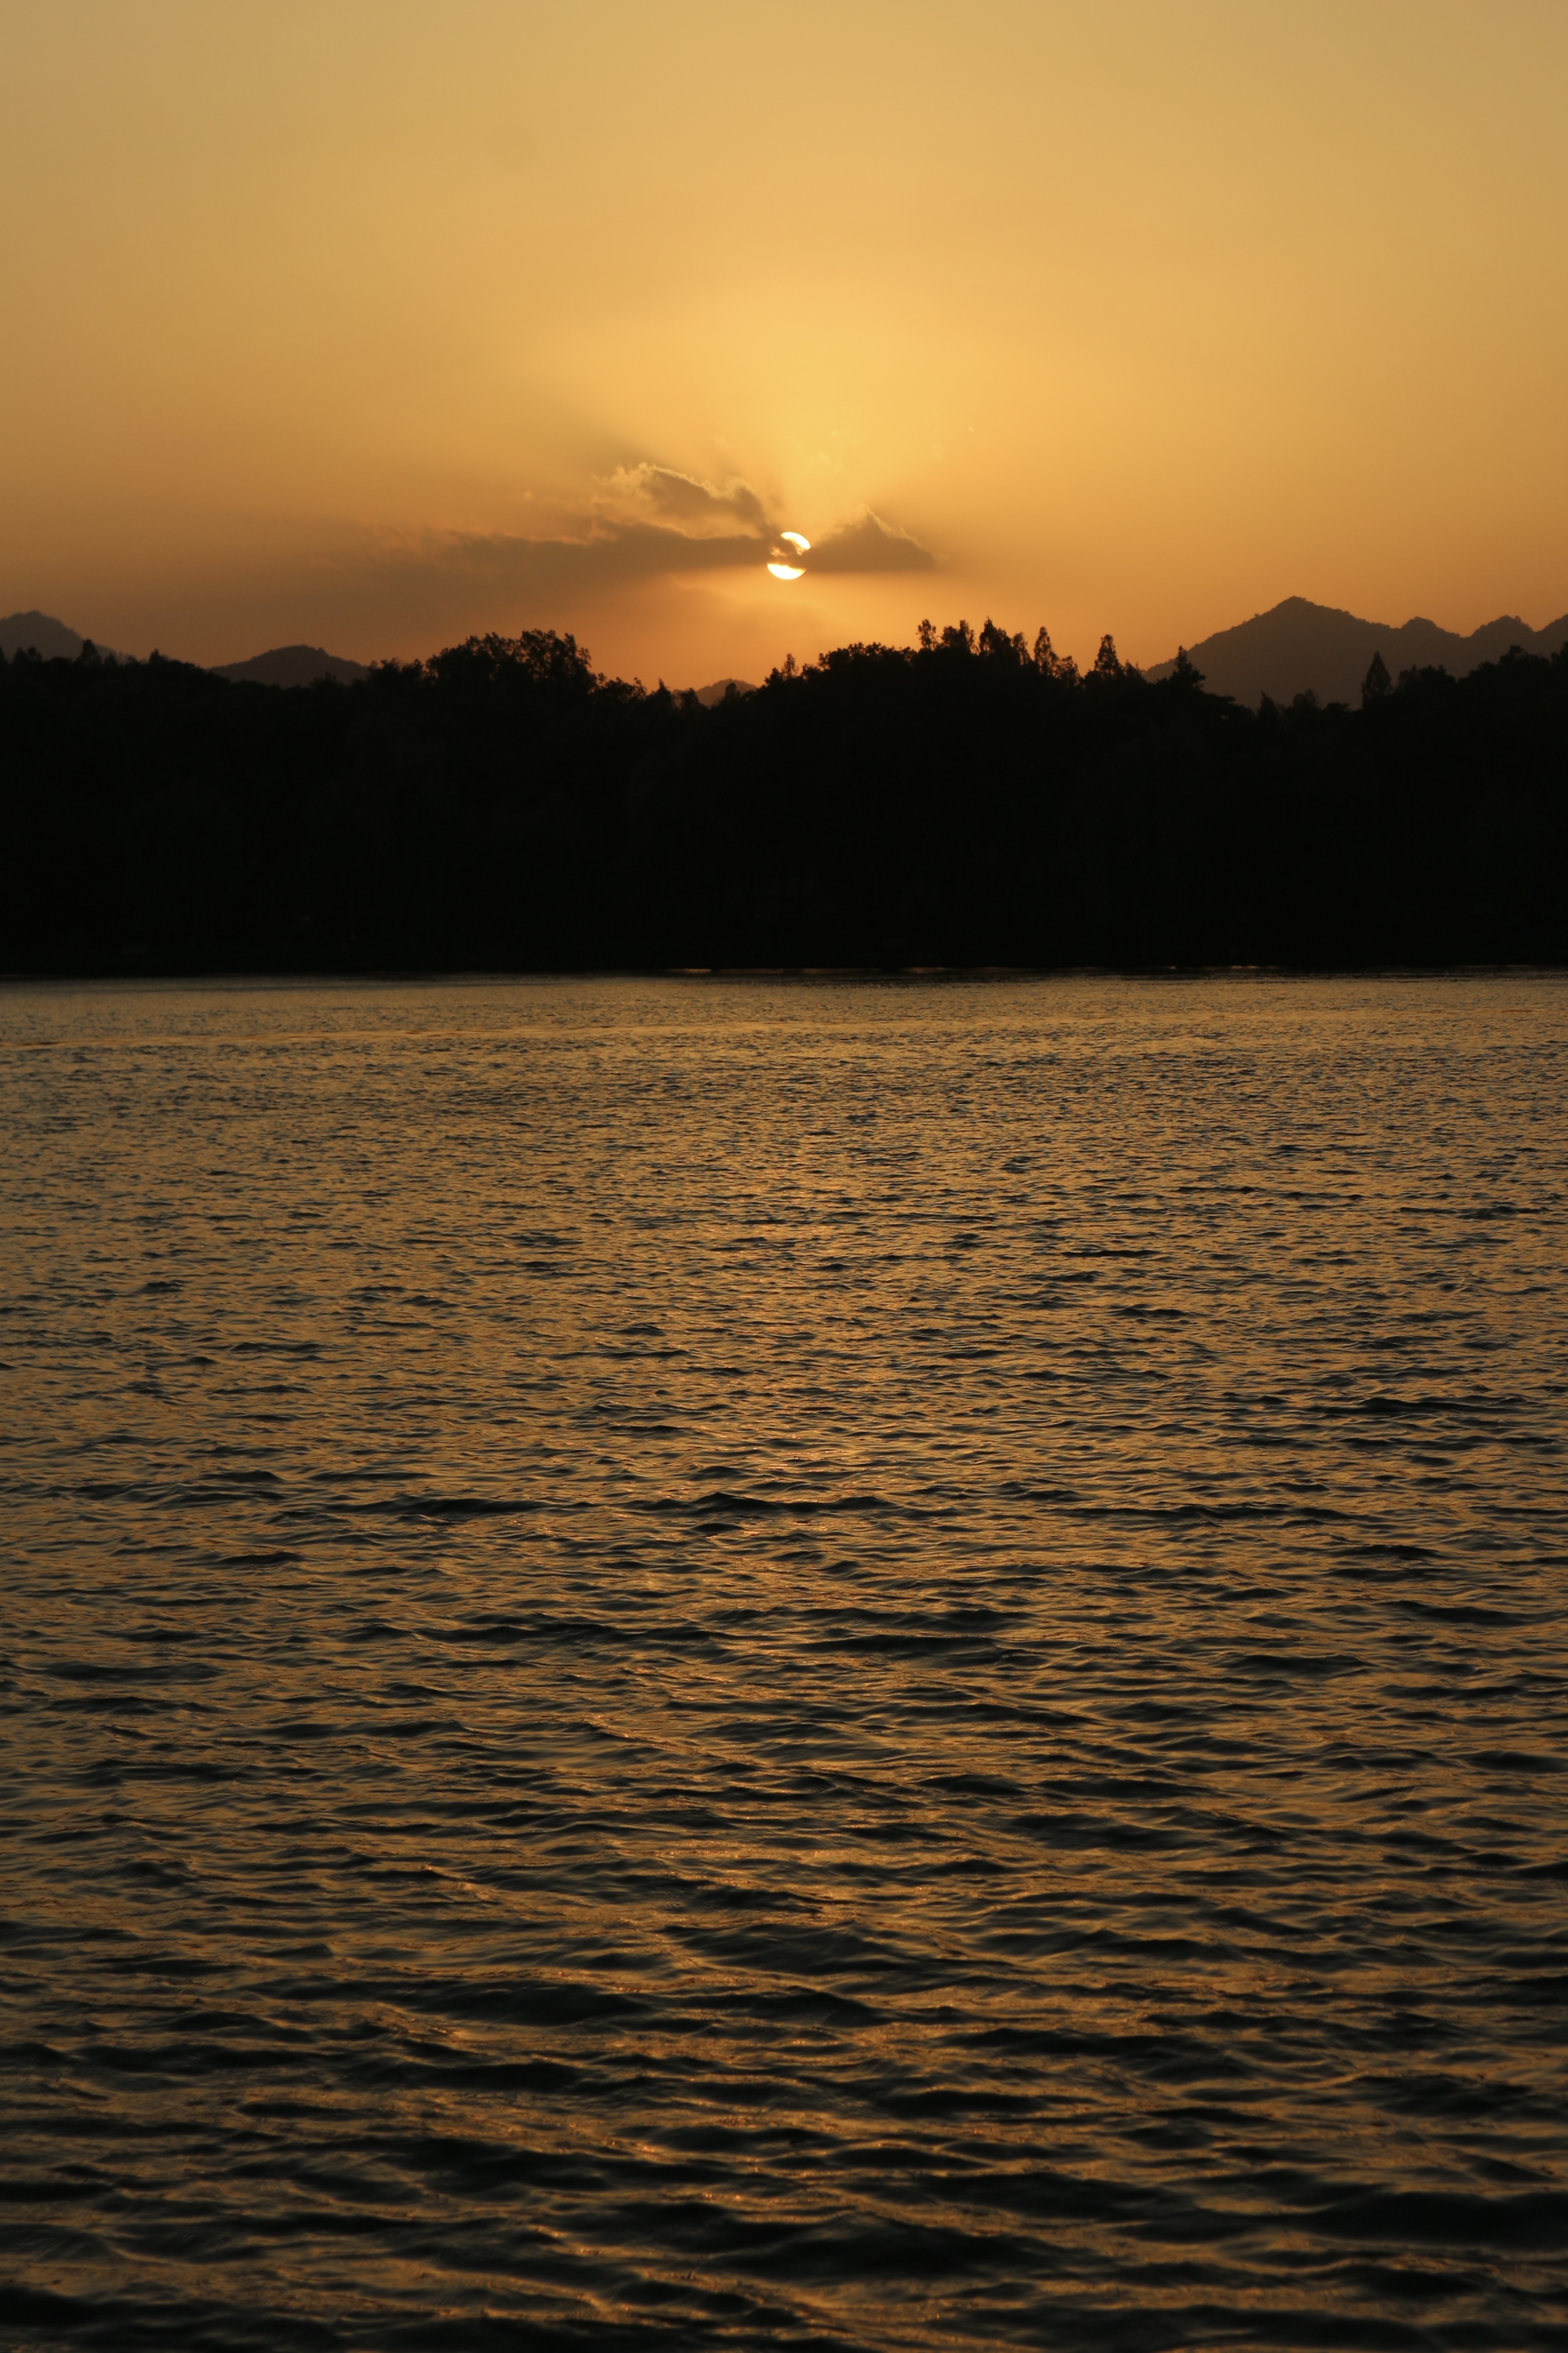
[2,975,1565,2352]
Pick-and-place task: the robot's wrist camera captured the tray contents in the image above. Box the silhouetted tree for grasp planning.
[1362,651,1393,705]
[2,616,1564,974]
[978,618,1028,664]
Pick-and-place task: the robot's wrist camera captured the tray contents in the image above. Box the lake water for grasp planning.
[2,974,1565,2351]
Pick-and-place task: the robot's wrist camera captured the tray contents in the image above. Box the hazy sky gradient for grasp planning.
[4,0,1566,678]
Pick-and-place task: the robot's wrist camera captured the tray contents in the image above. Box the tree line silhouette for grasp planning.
[2,619,1564,971]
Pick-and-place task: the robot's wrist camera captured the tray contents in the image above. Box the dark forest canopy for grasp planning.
[2,618,1565,973]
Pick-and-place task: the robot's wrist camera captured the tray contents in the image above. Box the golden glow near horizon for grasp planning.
[2,0,1566,683]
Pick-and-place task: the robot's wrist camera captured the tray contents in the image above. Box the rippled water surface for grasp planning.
[3,974,1566,2351]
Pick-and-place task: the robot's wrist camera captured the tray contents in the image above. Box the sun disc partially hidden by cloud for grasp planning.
[767,530,810,582]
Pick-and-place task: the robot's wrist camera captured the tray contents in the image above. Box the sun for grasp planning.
[766,530,810,582]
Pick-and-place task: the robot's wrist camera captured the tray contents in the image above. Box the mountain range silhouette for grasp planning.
[1145,595,1568,705]
[0,611,124,664]
[6,596,1567,706]
[0,615,761,703]
[208,644,370,687]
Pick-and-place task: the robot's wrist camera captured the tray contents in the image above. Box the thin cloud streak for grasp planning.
[380,521,769,595]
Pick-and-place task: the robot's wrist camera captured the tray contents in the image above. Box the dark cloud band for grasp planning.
[803,512,936,574]
[373,494,935,600]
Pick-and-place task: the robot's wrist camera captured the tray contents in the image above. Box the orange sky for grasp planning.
[3,0,1566,682]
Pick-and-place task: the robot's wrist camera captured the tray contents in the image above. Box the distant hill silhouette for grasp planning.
[1147,596,1568,707]
[7,615,1565,973]
[210,644,369,688]
[692,677,757,707]
[0,610,122,662]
